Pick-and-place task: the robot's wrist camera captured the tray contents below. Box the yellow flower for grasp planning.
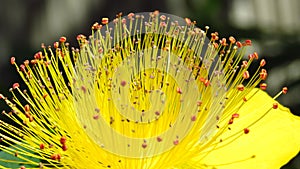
[0,11,299,169]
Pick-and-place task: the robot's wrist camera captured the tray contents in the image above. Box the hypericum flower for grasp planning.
[0,11,299,169]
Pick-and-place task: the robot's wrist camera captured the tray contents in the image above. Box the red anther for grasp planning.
[30,59,38,65]
[244,128,250,134]
[185,18,192,26]
[62,144,68,151]
[53,42,59,48]
[24,60,29,66]
[236,41,243,48]
[213,42,219,49]
[101,18,109,25]
[260,69,268,80]
[232,113,240,118]
[282,87,288,94]
[15,152,18,157]
[34,52,42,59]
[273,103,278,109]
[13,83,20,89]
[10,57,16,65]
[197,100,202,106]
[76,34,82,41]
[229,36,236,44]
[228,118,234,124]
[142,142,147,149]
[24,104,30,112]
[245,39,252,46]
[191,115,196,121]
[211,33,217,41]
[43,94,48,98]
[29,115,34,122]
[173,139,179,145]
[253,52,259,59]
[20,64,26,71]
[0,94,3,99]
[260,59,266,67]
[160,22,166,27]
[57,154,61,160]
[25,112,30,118]
[237,84,244,91]
[248,54,254,60]
[40,143,45,150]
[157,137,163,142]
[199,77,205,82]
[92,22,100,30]
[242,61,248,68]
[120,80,127,87]
[20,166,26,169]
[220,38,227,46]
[176,87,182,94]
[260,83,268,90]
[127,13,135,19]
[60,136,67,144]
[59,36,67,43]
[243,71,250,79]
[50,154,58,160]
[93,114,99,120]
[203,79,210,87]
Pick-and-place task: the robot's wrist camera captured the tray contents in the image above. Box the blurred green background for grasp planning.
[0,0,299,168]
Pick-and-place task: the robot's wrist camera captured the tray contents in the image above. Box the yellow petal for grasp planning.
[199,88,300,169]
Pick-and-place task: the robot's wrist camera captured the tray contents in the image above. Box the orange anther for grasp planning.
[260,69,268,80]
[242,60,248,68]
[220,38,227,46]
[53,42,59,48]
[273,103,278,109]
[228,118,234,124]
[260,83,267,90]
[253,52,259,59]
[243,71,250,79]
[10,57,16,65]
[236,41,243,48]
[40,143,45,150]
[62,144,68,151]
[244,128,250,134]
[23,60,29,66]
[101,18,109,25]
[13,83,20,89]
[20,64,26,72]
[232,113,239,118]
[185,18,192,26]
[34,52,42,59]
[24,104,30,112]
[59,36,67,43]
[60,136,67,144]
[229,36,236,44]
[260,59,266,67]
[176,87,182,94]
[237,84,244,91]
[282,87,288,94]
[245,39,252,46]
[203,79,210,87]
